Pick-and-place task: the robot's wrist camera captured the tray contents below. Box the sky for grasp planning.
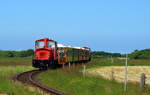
[0,0,150,53]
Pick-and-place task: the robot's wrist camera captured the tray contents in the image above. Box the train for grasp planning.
[32,38,91,69]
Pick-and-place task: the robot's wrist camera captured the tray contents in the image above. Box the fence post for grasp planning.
[83,65,86,77]
[140,73,146,89]
[72,63,75,68]
[111,70,115,80]
[63,63,65,69]
[69,62,71,68]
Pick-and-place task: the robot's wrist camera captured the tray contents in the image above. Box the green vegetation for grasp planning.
[0,66,40,95]
[0,49,34,58]
[0,57,42,95]
[1,48,150,60]
[129,49,150,59]
[0,48,150,59]
[38,67,150,95]
[38,58,150,95]
[92,51,122,58]
[87,57,150,68]
[92,48,150,60]
[0,48,150,95]
[0,57,32,66]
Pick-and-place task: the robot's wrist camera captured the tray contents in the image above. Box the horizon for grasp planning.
[0,0,150,53]
[0,46,149,54]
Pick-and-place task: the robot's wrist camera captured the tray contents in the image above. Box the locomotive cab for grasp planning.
[32,38,58,69]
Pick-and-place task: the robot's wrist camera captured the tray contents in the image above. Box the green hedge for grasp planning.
[0,49,34,58]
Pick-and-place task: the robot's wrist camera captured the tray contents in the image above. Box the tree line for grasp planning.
[0,49,122,58]
[0,49,34,58]
[0,48,150,59]
[92,51,122,58]
[92,48,150,59]
[129,49,150,59]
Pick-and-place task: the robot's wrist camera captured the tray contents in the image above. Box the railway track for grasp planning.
[16,70,68,95]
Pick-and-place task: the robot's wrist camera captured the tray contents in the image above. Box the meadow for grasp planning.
[0,57,41,95]
[1,57,150,95]
[0,57,32,66]
[38,57,150,95]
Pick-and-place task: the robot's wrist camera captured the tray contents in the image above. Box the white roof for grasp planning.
[73,47,81,49]
[52,43,85,49]
[51,44,67,47]
[57,44,67,47]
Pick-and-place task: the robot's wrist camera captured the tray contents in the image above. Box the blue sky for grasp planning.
[0,0,150,53]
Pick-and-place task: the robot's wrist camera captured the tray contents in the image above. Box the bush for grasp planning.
[129,49,150,59]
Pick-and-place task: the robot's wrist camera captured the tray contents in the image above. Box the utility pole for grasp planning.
[124,54,128,92]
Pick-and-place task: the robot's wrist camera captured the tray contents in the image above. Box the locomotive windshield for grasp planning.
[36,41,44,47]
[47,41,55,47]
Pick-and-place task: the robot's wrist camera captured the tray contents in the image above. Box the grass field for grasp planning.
[38,58,150,95]
[87,66,150,84]
[87,57,150,68]
[1,57,150,95]
[0,57,42,95]
[0,57,32,66]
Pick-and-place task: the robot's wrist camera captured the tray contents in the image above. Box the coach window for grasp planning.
[47,42,55,47]
[36,41,44,48]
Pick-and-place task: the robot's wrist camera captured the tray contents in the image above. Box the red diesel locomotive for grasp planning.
[32,38,91,69]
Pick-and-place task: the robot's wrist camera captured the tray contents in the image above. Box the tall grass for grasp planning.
[0,66,42,95]
[0,57,41,95]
